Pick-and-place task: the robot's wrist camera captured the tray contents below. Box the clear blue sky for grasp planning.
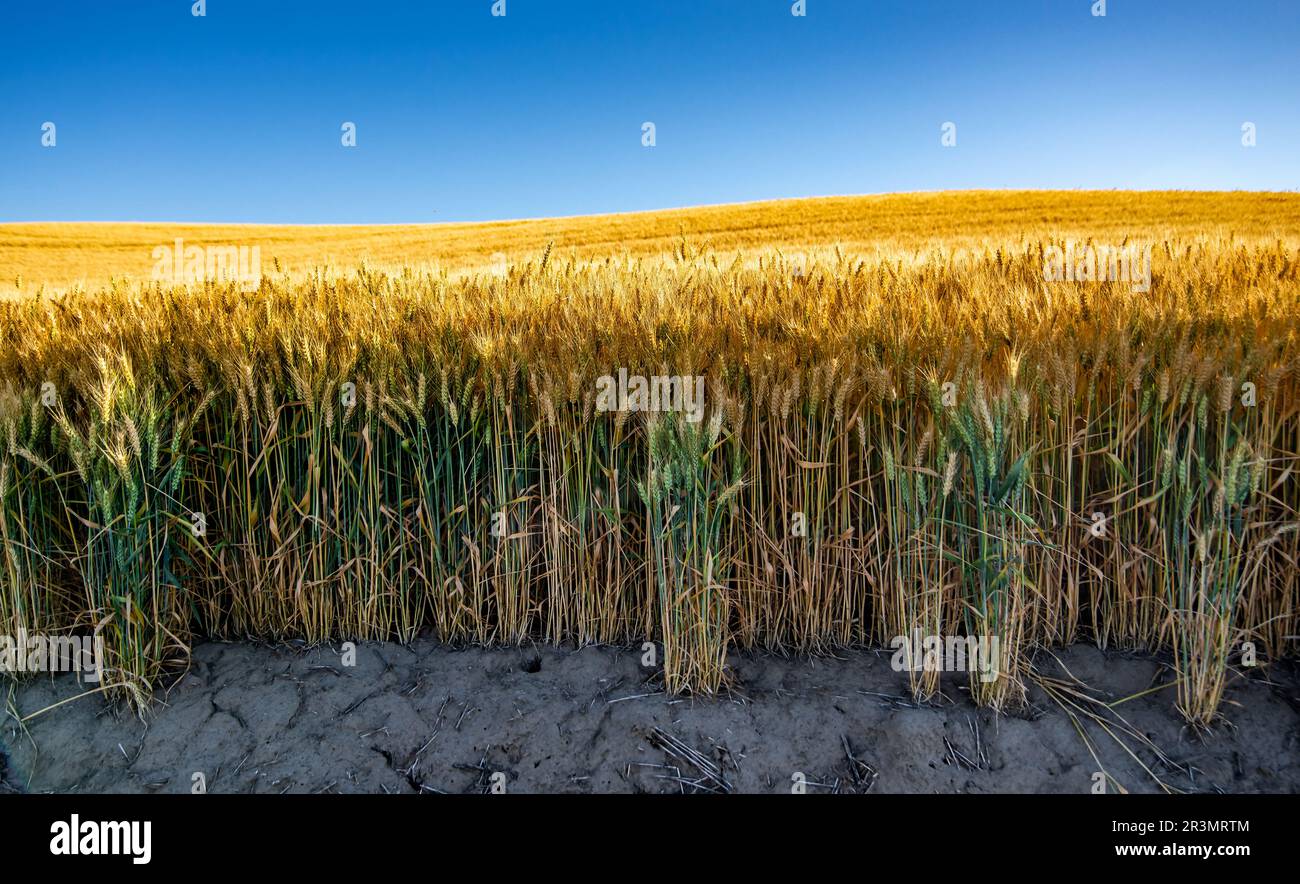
[2,0,1296,223]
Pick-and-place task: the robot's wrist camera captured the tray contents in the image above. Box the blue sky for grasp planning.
[1,0,1296,222]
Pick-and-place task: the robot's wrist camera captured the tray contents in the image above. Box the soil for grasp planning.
[2,640,1298,794]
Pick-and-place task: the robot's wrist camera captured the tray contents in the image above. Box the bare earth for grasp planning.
[2,642,1297,795]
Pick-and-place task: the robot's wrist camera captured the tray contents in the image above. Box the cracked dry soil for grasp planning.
[2,640,1298,794]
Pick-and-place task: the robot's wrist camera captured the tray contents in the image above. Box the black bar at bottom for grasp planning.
[0,793,1287,869]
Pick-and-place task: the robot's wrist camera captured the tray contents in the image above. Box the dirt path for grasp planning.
[3,641,1297,794]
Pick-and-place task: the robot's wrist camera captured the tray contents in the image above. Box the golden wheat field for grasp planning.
[5,190,1300,292]
[2,190,1298,725]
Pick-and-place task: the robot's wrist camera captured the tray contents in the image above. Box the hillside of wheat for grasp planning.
[4,190,1300,292]
[2,190,1298,726]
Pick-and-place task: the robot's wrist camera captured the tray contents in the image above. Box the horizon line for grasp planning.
[4,187,1299,228]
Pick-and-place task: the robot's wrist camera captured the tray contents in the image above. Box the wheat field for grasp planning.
[5,190,1300,293]
[2,190,1298,724]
